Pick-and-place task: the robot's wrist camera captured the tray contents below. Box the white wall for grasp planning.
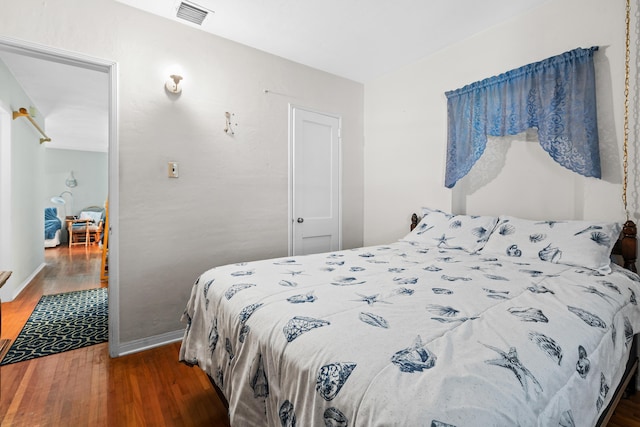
[0,59,45,301]
[0,0,364,348]
[44,148,108,241]
[44,149,108,216]
[364,0,635,245]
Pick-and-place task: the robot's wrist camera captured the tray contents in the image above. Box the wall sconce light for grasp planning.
[165,74,183,94]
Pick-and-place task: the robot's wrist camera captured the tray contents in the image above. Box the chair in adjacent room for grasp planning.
[44,207,62,248]
[68,206,105,247]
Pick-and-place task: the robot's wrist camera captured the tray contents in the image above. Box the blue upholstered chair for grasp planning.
[69,206,105,247]
[44,207,62,248]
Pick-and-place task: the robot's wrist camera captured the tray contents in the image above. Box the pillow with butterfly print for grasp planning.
[401,207,499,253]
[482,215,621,273]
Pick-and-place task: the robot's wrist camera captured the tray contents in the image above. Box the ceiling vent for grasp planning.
[176,2,209,25]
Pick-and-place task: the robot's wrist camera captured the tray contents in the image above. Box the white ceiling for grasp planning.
[1,0,549,153]
[0,49,109,153]
[116,0,550,83]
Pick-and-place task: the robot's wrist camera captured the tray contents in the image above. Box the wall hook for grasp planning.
[224,111,235,135]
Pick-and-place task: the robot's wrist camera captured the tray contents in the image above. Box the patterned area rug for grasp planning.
[1,288,108,365]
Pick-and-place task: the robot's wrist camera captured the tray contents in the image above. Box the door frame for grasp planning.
[0,35,121,357]
[288,104,342,256]
[0,102,12,274]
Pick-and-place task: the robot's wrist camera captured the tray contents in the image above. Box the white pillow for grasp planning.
[482,215,621,273]
[79,211,103,224]
[402,207,498,253]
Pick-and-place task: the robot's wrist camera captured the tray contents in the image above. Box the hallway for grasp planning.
[1,244,105,345]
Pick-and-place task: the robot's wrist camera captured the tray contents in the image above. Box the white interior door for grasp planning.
[290,106,341,255]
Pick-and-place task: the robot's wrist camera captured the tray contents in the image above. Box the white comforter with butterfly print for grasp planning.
[179,241,640,427]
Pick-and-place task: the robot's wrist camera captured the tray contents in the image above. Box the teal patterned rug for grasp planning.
[1,288,108,365]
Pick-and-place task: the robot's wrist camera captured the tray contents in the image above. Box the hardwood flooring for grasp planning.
[610,395,640,427]
[1,244,640,426]
[0,245,229,426]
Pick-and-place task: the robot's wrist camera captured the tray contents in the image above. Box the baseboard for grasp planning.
[114,329,185,357]
[4,263,46,302]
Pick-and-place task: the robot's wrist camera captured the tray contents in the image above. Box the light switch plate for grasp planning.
[168,162,179,178]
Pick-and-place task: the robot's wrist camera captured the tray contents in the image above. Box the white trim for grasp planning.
[7,262,45,301]
[0,36,121,357]
[0,36,111,72]
[0,101,12,278]
[116,330,185,357]
[107,60,120,358]
[338,116,343,250]
[287,105,294,256]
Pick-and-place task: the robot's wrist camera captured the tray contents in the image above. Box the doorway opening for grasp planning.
[0,36,120,357]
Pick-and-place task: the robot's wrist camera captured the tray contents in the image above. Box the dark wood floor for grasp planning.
[1,244,639,426]
[0,244,229,426]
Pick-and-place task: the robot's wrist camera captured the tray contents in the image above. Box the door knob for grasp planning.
[297,218,304,223]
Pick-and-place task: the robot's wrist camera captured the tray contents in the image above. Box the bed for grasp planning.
[179,208,640,426]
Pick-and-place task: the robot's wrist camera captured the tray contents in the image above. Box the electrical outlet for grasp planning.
[168,162,179,178]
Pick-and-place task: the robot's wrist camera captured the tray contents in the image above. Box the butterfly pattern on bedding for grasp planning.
[180,240,640,427]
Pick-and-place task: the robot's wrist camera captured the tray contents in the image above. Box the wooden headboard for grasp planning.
[410,213,638,273]
[613,220,638,273]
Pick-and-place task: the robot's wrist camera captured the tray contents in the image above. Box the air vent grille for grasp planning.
[176,2,208,25]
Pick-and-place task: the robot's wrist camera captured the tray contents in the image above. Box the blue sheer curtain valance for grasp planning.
[444,47,600,188]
